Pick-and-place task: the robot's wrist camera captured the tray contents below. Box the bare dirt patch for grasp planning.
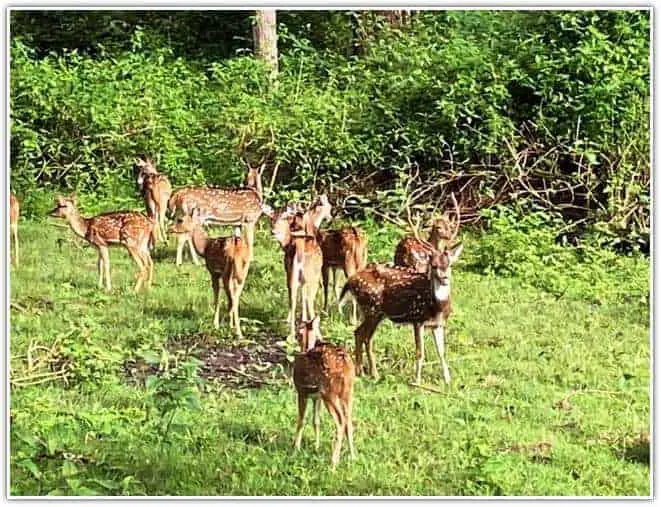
[124,332,290,389]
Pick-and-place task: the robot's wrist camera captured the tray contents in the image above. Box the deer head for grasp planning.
[134,157,158,186]
[428,244,463,302]
[168,207,207,235]
[305,194,332,231]
[429,192,461,246]
[50,194,77,218]
[296,316,322,352]
[270,205,297,248]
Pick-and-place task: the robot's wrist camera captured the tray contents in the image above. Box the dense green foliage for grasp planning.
[10,221,649,496]
[10,10,650,248]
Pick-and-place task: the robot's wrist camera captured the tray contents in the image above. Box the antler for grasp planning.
[449,192,461,241]
[404,195,433,248]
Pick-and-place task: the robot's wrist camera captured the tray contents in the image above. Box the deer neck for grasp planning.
[431,277,451,303]
[190,227,208,257]
[66,210,89,238]
[248,177,263,202]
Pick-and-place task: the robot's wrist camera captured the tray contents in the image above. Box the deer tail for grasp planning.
[338,280,354,308]
[148,219,157,250]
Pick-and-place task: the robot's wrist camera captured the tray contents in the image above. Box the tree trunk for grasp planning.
[253,9,278,82]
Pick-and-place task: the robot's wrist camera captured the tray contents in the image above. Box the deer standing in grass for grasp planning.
[10,192,19,266]
[340,244,463,385]
[169,208,251,338]
[270,204,324,339]
[167,163,266,266]
[134,157,172,245]
[50,195,155,292]
[394,192,461,273]
[305,195,368,324]
[293,316,356,467]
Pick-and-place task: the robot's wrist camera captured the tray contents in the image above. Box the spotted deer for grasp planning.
[50,195,155,292]
[10,192,19,266]
[270,205,323,339]
[305,196,368,324]
[340,244,463,385]
[167,163,266,266]
[134,157,172,245]
[293,316,356,467]
[169,208,251,338]
[394,193,461,273]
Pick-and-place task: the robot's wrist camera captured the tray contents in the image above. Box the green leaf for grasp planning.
[88,478,120,490]
[62,460,78,477]
[18,459,41,479]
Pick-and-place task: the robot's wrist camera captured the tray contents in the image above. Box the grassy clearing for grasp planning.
[9,219,650,496]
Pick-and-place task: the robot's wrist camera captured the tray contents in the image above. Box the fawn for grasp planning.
[394,192,461,273]
[50,194,155,292]
[293,316,356,467]
[10,192,19,266]
[134,157,172,245]
[167,163,266,266]
[169,208,251,338]
[340,244,463,385]
[305,196,368,323]
[270,205,323,339]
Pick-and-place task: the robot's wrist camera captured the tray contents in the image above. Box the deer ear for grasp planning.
[70,192,77,205]
[448,243,464,264]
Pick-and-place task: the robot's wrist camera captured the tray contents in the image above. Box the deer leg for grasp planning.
[187,235,200,265]
[432,326,451,385]
[128,247,147,292]
[244,222,255,261]
[289,274,299,340]
[414,323,425,384]
[343,388,356,460]
[99,246,111,292]
[322,265,330,313]
[210,275,221,329]
[294,393,308,450]
[12,224,19,266]
[366,335,379,381]
[96,251,104,289]
[234,279,245,339]
[333,269,342,306]
[146,250,154,286]
[307,280,318,321]
[313,398,322,450]
[175,234,186,266]
[325,396,346,468]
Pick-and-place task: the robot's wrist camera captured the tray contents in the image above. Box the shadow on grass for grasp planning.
[619,432,650,466]
[217,420,292,453]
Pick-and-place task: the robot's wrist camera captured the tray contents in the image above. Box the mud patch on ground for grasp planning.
[124,332,290,389]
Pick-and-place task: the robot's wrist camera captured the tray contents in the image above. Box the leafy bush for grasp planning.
[469,205,649,305]
[10,11,650,248]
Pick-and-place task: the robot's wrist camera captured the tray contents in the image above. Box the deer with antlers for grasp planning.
[394,192,461,273]
[340,244,463,385]
[167,163,267,266]
[293,316,356,467]
[50,195,155,292]
[169,208,251,337]
[134,156,172,245]
[10,192,19,266]
[270,203,324,339]
[304,195,368,324]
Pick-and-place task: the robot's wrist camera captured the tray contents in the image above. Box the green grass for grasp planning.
[10,219,650,496]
